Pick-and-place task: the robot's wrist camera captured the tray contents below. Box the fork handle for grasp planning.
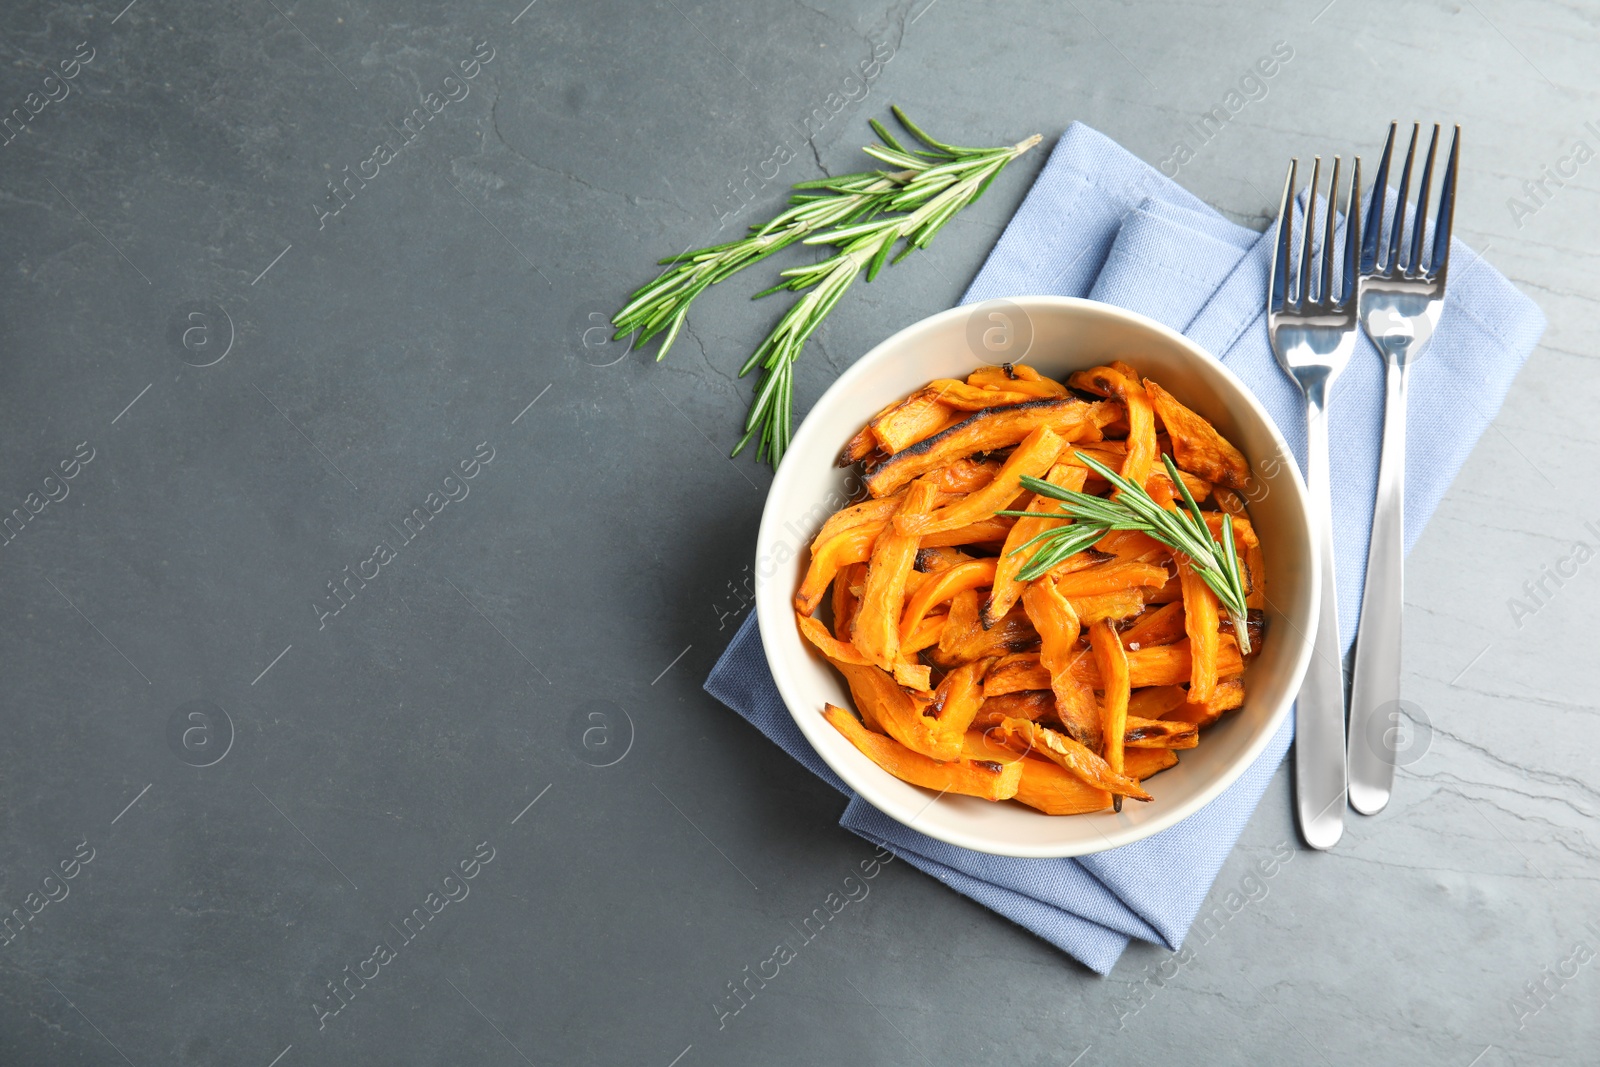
[1347,357,1407,815]
[1296,382,1347,850]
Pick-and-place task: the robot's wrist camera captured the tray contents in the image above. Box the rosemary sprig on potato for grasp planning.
[1002,453,1252,654]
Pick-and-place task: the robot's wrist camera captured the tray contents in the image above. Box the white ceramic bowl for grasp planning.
[754,296,1317,858]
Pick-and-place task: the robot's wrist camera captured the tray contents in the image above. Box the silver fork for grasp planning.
[1347,123,1459,816]
[1267,156,1362,851]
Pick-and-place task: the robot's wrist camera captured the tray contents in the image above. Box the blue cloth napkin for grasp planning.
[705,122,1546,973]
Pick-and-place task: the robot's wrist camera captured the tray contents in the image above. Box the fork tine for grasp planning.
[1430,125,1460,277]
[1320,157,1341,304]
[1386,124,1419,272]
[1342,157,1362,304]
[1298,157,1321,306]
[1407,124,1440,276]
[1361,123,1395,274]
[1270,159,1297,311]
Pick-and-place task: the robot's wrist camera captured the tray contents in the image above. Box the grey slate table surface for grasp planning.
[1,1,1596,1064]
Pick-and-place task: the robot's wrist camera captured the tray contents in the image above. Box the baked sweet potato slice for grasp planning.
[974,710,1191,751]
[914,546,975,573]
[959,725,1032,766]
[983,462,1088,628]
[1146,467,1213,506]
[1202,510,1266,610]
[851,479,938,674]
[1126,683,1187,719]
[1023,577,1102,751]
[981,653,1051,697]
[1042,548,1120,584]
[903,566,934,598]
[924,378,1039,410]
[846,564,867,597]
[841,391,921,465]
[1089,619,1132,806]
[1144,378,1249,489]
[993,718,1151,801]
[1064,589,1147,625]
[1055,676,1107,751]
[797,611,871,665]
[1008,751,1113,815]
[919,516,1014,547]
[1219,610,1266,657]
[1202,508,1259,550]
[1061,440,1127,464]
[1069,636,1244,688]
[1203,511,1260,604]
[863,398,1105,498]
[926,456,1004,493]
[935,589,982,662]
[966,364,1071,397]
[833,659,953,760]
[1119,601,1188,650]
[900,558,997,640]
[1025,577,1080,657]
[925,657,993,749]
[1244,541,1267,611]
[811,493,907,556]
[931,599,1040,669]
[831,562,866,640]
[1162,676,1245,727]
[1065,449,1212,504]
[796,524,878,616]
[898,425,1065,537]
[838,424,878,466]
[1125,747,1179,780]
[1074,465,1210,498]
[894,658,932,693]
[901,612,947,655]
[986,726,1174,813]
[1068,364,1158,493]
[870,389,962,454]
[1049,560,1171,597]
[1093,528,1169,564]
[971,690,1056,729]
[1212,485,1247,517]
[824,704,1022,801]
[1123,715,1199,749]
[1062,360,1143,399]
[1178,556,1221,704]
[806,488,967,559]
[1146,572,1184,604]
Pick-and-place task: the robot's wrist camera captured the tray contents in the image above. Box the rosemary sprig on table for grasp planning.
[735,117,1041,465]
[610,107,1041,469]
[998,452,1253,654]
[609,166,911,358]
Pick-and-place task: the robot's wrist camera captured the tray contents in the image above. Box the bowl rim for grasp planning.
[754,295,1317,858]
